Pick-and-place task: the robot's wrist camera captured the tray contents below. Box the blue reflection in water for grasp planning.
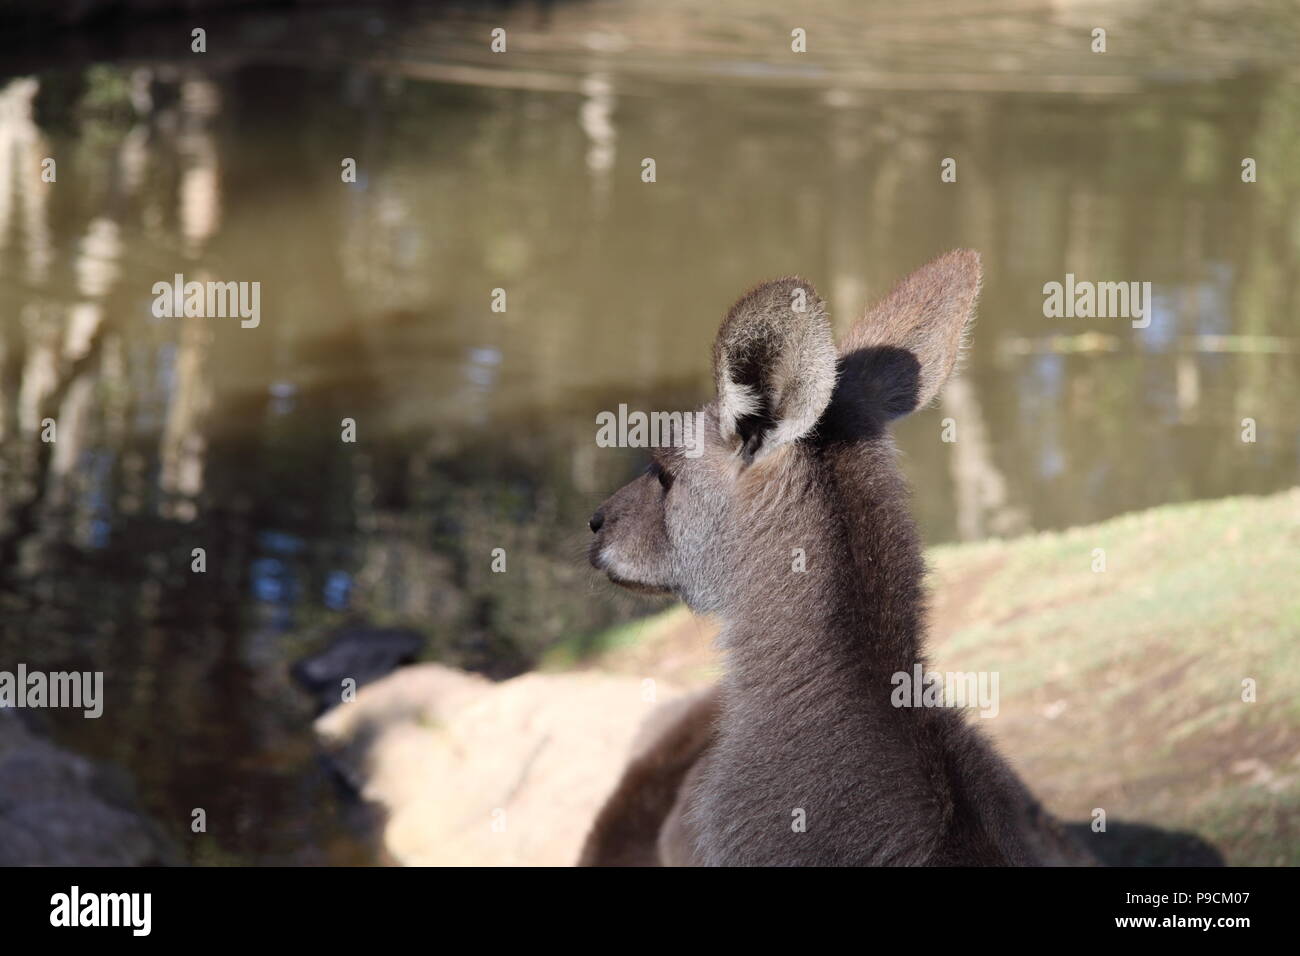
[251,557,295,604]
[85,450,114,549]
[1143,263,1233,352]
[268,381,297,415]
[466,346,502,387]
[251,531,305,606]
[1028,353,1065,479]
[324,570,352,610]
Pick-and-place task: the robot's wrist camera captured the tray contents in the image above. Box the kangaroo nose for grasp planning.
[588,510,605,533]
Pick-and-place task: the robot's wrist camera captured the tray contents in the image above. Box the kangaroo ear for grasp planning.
[712,277,838,464]
[840,249,982,420]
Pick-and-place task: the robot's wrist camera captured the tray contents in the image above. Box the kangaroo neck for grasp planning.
[696,458,951,865]
[721,456,929,703]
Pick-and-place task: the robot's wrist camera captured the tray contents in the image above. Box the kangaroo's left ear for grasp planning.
[840,249,982,420]
[712,277,838,465]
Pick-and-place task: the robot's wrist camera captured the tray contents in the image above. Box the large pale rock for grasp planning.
[315,664,677,866]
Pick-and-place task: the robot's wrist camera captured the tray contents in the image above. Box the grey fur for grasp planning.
[586,250,1092,866]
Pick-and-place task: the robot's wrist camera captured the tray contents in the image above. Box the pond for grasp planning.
[1,0,1297,864]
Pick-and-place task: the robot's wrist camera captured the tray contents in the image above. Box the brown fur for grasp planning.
[577,689,718,866]
[583,250,1095,866]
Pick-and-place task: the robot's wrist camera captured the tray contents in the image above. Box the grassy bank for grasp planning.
[546,489,1300,865]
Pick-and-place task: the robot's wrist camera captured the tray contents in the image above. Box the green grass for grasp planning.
[923,490,1300,865]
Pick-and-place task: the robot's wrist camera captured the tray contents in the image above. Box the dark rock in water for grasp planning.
[0,709,178,866]
[291,624,426,709]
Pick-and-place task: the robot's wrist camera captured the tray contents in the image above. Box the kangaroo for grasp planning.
[581,251,1093,866]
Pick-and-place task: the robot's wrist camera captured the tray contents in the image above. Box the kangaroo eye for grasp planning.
[648,461,674,491]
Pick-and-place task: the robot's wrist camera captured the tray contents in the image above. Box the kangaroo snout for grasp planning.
[587,508,613,573]
[586,473,676,595]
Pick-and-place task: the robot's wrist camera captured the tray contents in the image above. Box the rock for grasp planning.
[314,664,682,866]
[0,709,177,866]
[291,624,425,709]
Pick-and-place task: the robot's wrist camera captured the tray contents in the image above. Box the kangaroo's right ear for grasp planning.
[839,249,982,421]
[712,277,838,466]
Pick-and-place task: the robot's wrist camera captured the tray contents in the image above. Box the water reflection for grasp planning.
[1,0,1298,864]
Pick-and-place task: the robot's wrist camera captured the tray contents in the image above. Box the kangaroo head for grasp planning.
[588,250,982,618]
